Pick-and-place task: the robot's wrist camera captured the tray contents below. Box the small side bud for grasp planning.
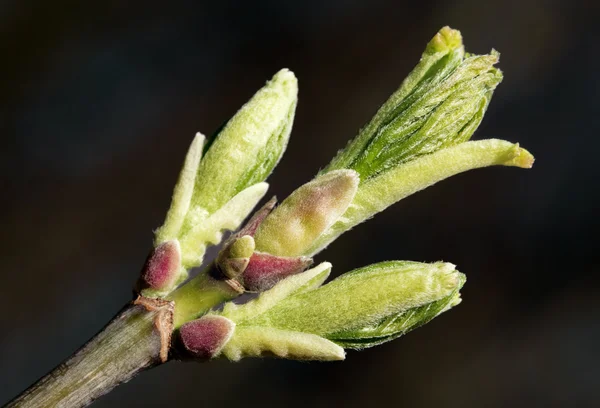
[217,235,256,279]
[229,235,256,258]
[178,315,235,360]
[137,240,183,297]
[242,252,313,292]
[254,170,359,257]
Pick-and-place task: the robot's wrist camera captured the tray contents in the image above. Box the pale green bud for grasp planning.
[328,277,465,349]
[153,69,297,276]
[246,261,464,338]
[323,26,465,175]
[216,235,256,279]
[322,26,502,179]
[187,69,297,222]
[253,169,359,257]
[215,261,464,361]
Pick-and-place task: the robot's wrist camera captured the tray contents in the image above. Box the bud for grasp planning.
[328,277,465,349]
[322,26,503,180]
[253,169,359,257]
[213,196,314,291]
[214,197,276,279]
[178,315,235,360]
[217,235,256,279]
[188,69,297,219]
[245,261,464,339]
[214,261,464,361]
[152,69,297,281]
[242,252,313,292]
[323,26,465,175]
[137,240,184,298]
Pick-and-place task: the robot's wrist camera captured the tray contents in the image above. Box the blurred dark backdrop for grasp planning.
[1,1,598,407]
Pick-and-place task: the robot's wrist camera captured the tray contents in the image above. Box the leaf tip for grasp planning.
[426,26,463,54]
[509,144,535,169]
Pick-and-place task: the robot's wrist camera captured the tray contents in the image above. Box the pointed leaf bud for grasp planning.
[178,315,236,360]
[152,69,296,287]
[322,27,503,180]
[329,274,465,349]
[137,240,184,298]
[323,26,465,175]
[215,261,464,360]
[187,69,297,221]
[245,261,464,340]
[253,170,359,257]
[242,252,313,292]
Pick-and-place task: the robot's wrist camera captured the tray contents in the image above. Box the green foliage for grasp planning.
[214,261,464,361]
[152,69,298,293]
[322,27,502,180]
[149,27,534,362]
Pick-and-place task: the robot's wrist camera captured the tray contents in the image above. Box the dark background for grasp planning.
[1,1,598,407]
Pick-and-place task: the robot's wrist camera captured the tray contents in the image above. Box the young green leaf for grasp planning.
[322,26,502,180]
[309,139,533,254]
[184,69,298,229]
[221,326,345,362]
[245,261,463,337]
[155,133,205,245]
[151,69,298,284]
[328,278,464,349]
[322,26,465,174]
[212,261,464,361]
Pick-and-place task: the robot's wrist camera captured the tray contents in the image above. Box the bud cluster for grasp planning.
[135,27,534,364]
[136,70,298,298]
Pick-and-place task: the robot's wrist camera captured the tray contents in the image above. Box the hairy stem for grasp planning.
[167,264,241,328]
[6,297,174,408]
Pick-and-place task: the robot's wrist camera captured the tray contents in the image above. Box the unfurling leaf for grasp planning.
[309,139,534,253]
[204,261,464,361]
[322,26,501,179]
[150,69,298,292]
